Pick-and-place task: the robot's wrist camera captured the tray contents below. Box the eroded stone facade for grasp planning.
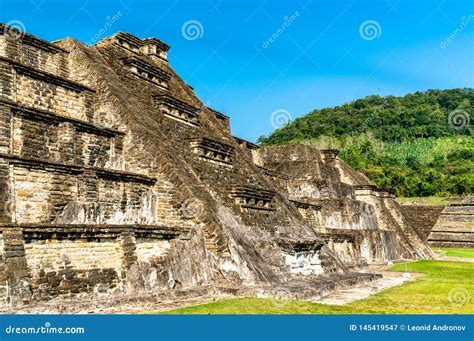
[0,24,433,311]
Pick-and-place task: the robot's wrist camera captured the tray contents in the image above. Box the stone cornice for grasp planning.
[0,99,124,137]
[0,56,94,93]
[0,153,156,185]
[0,23,67,54]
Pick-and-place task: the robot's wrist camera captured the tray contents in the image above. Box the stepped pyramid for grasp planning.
[0,24,433,311]
[428,204,474,248]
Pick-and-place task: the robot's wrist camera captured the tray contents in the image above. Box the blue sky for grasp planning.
[1,0,473,142]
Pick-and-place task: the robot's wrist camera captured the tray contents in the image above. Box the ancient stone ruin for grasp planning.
[428,204,473,248]
[401,200,474,249]
[0,23,434,312]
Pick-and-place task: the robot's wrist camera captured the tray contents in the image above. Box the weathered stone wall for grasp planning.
[0,233,7,304]
[0,26,203,309]
[10,109,117,166]
[25,237,122,301]
[135,238,170,263]
[254,145,434,265]
[0,34,68,77]
[428,204,474,248]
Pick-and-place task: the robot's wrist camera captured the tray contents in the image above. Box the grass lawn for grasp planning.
[162,260,473,314]
[435,248,474,259]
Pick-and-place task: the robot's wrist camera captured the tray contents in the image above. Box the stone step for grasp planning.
[431,225,474,233]
[428,232,474,242]
[429,240,474,248]
[440,214,473,222]
[444,205,474,214]
[433,221,474,230]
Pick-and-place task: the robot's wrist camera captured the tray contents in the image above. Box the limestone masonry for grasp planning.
[0,23,434,311]
[427,204,474,248]
[400,201,474,248]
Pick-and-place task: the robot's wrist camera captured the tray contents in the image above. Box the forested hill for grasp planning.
[259,89,472,144]
[258,89,473,197]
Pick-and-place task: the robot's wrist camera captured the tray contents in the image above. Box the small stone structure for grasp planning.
[0,24,433,311]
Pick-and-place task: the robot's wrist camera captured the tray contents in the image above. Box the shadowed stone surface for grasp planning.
[400,204,445,241]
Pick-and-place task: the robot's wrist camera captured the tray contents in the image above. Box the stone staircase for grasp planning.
[428,204,474,248]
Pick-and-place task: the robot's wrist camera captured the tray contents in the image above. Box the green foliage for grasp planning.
[258,89,474,197]
[336,136,474,197]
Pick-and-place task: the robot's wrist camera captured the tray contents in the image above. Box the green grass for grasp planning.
[435,248,474,258]
[162,260,473,314]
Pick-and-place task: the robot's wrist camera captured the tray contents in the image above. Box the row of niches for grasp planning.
[121,56,171,90]
[353,184,396,198]
[7,163,158,225]
[230,185,276,212]
[7,106,123,169]
[111,33,170,60]
[189,137,234,166]
[154,94,200,127]
[0,23,69,79]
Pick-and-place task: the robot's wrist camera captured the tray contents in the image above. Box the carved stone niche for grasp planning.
[153,94,200,127]
[320,149,339,162]
[276,238,324,275]
[353,184,378,196]
[233,136,260,150]
[206,107,230,130]
[230,185,275,211]
[290,200,321,211]
[189,137,234,166]
[375,187,396,198]
[140,38,170,61]
[112,32,143,53]
[121,56,171,90]
[290,200,321,210]
[290,200,321,220]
